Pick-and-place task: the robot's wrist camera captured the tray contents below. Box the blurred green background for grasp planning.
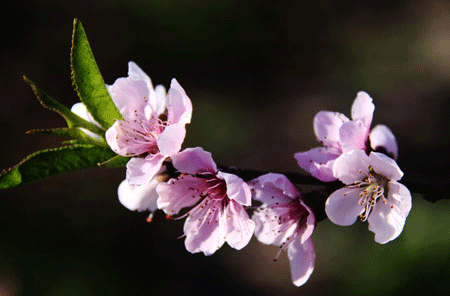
[1,0,450,294]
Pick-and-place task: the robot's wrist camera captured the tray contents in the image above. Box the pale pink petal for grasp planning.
[299,201,316,244]
[106,62,154,120]
[388,181,412,218]
[332,150,370,184]
[105,121,121,153]
[217,171,251,206]
[367,181,411,244]
[368,152,403,181]
[71,102,99,126]
[252,206,299,246]
[287,237,315,287]
[183,199,225,256]
[105,120,154,156]
[351,91,374,127]
[294,147,340,182]
[313,111,349,149]
[250,180,295,206]
[224,200,255,250]
[156,175,208,215]
[167,78,193,126]
[71,103,102,140]
[126,154,165,185]
[154,84,167,116]
[369,124,398,160]
[339,120,368,153]
[325,187,364,226]
[171,147,217,175]
[157,123,186,156]
[118,178,159,212]
[250,173,300,200]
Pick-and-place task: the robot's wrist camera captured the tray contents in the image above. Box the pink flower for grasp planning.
[325,150,412,244]
[250,173,315,287]
[156,147,255,256]
[294,92,398,182]
[105,62,192,185]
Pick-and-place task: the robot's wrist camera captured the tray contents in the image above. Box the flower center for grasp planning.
[117,110,169,156]
[170,173,228,224]
[348,165,391,221]
[257,199,309,261]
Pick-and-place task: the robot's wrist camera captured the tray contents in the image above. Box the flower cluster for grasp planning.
[294,92,411,245]
[72,62,412,287]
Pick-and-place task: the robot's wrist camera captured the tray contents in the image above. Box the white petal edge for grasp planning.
[70,102,102,140]
[118,178,159,212]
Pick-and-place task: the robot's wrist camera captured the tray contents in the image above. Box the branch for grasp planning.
[217,165,450,204]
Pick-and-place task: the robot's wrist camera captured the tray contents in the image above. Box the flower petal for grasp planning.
[294,147,340,182]
[249,173,300,202]
[332,150,370,185]
[126,154,165,185]
[369,152,403,181]
[167,78,193,126]
[217,171,251,206]
[288,237,315,287]
[339,120,368,153]
[325,187,364,226]
[106,61,156,120]
[71,102,102,140]
[388,181,412,218]
[252,206,299,246]
[313,111,349,149]
[224,200,255,250]
[171,147,217,175]
[156,175,208,215]
[351,91,374,127]
[157,123,186,156]
[118,178,159,212]
[370,124,398,160]
[367,181,411,244]
[154,84,167,116]
[299,201,316,244]
[105,120,155,156]
[183,198,225,255]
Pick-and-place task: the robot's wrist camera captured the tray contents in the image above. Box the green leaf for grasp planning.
[0,145,117,189]
[23,76,105,137]
[98,155,131,168]
[71,18,121,129]
[27,128,107,147]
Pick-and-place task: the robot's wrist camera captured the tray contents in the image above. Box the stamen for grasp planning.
[356,168,390,222]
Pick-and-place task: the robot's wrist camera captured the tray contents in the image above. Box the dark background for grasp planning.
[1,0,450,294]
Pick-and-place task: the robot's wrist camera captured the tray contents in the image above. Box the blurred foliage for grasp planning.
[1,0,450,294]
